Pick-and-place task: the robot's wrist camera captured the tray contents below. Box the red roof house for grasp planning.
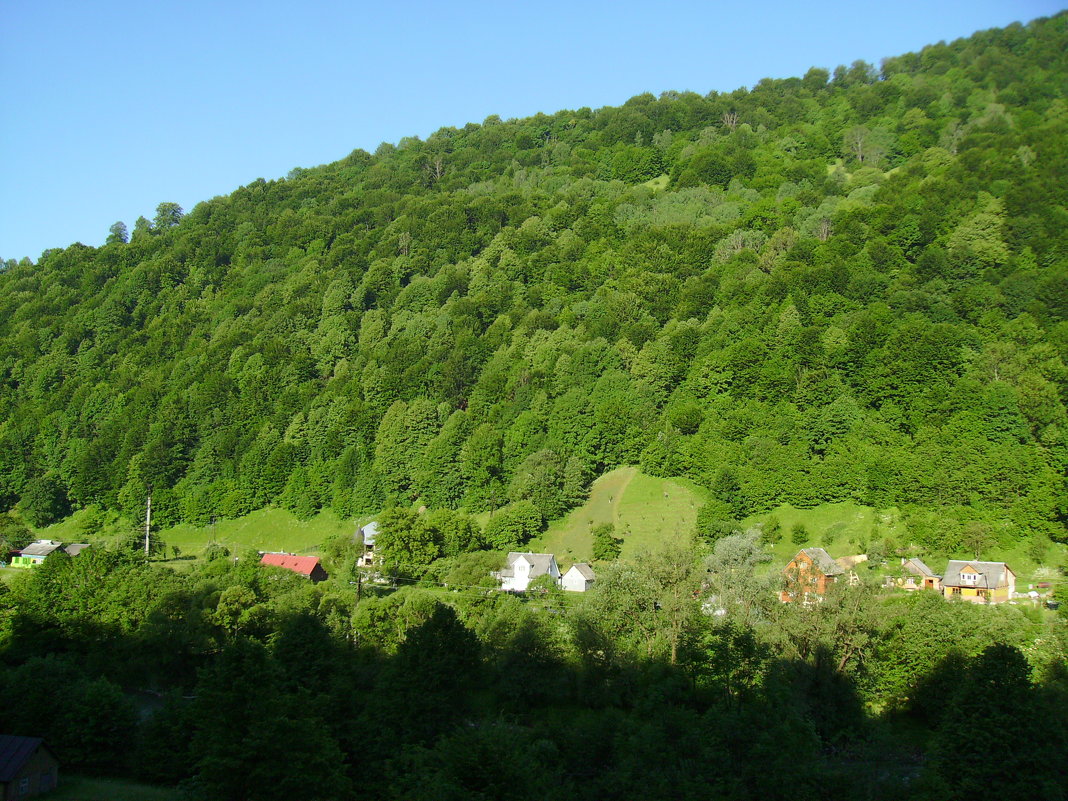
[259,553,328,583]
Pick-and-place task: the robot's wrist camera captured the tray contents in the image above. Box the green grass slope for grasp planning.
[531,466,706,567]
[745,502,908,564]
[164,507,353,558]
[46,776,181,801]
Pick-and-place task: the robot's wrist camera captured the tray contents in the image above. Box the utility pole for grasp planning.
[144,487,153,557]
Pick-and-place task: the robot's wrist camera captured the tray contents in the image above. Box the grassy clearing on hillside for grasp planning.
[531,467,706,567]
[46,776,181,801]
[164,507,353,559]
[25,481,1066,586]
[615,472,704,556]
[27,507,93,542]
[743,503,1068,582]
[744,502,909,566]
[30,506,360,563]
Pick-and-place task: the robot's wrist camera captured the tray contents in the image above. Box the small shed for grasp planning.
[0,735,59,799]
[561,563,596,592]
[63,543,91,557]
[902,557,940,591]
[259,553,329,583]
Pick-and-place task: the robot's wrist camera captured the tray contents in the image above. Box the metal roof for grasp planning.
[0,735,48,782]
[798,548,845,576]
[259,553,322,576]
[567,563,596,581]
[903,557,936,578]
[18,541,62,558]
[505,552,557,577]
[359,522,378,546]
[942,560,1013,589]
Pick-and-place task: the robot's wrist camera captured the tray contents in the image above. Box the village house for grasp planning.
[780,547,845,603]
[0,735,59,799]
[561,562,596,592]
[495,552,560,592]
[9,540,63,569]
[941,560,1015,603]
[884,557,941,592]
[259,553,329,583]
[357,521,378,568]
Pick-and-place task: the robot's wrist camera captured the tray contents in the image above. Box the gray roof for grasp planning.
[903,557,936,578]
[19,540,63,558]
[797,548,845,576]
[64,543,91,556]
[359,521,378,546]
[567,563,596,581]
[0,735,49,782]
[503,552,557,578]
[942,560,1013,589]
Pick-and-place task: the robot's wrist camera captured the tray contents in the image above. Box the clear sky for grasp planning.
[1,0,1063,262]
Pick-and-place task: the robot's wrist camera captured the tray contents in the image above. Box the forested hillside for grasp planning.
[1,14,1067,560]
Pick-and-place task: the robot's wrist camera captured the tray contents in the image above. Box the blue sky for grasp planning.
[1,0,1063,261]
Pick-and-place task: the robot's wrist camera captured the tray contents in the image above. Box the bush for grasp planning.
[761,516,783,545]
[592,523,622,561]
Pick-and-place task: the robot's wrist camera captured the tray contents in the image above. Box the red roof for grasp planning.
[259,553,322,576]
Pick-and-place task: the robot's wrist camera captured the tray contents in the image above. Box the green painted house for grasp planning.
[9,540,62,569]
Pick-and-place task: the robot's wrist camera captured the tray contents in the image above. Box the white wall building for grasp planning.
[561,563,596,592]
[496,552,560,592]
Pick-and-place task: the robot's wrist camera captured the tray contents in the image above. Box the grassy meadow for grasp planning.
[45,776,182,801]
[22,469,1065,585]
[530,466,706,568]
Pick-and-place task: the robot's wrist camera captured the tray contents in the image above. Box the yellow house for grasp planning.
[942,560,1015,604]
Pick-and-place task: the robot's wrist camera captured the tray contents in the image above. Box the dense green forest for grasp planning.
[1,14,1068,799]
[1,15,1066,560]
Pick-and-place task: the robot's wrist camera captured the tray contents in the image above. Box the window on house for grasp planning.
[952,587,962,595]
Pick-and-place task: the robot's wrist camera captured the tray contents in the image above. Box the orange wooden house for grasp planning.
[780,547,845,603]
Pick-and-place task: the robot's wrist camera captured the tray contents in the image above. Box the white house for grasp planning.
[495,552,560,592]
[561,563,596,592]
[357,521,378,567]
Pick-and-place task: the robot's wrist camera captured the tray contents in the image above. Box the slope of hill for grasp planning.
[1,13,1066,563]
[529,466,706,564]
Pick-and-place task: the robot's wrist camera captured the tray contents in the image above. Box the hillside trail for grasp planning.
[609,466,637,529]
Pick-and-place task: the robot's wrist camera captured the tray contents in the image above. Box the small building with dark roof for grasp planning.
[561,563,596,592]
[780,547,845,603]
[259,553,328,583]
[0,735,58,799]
